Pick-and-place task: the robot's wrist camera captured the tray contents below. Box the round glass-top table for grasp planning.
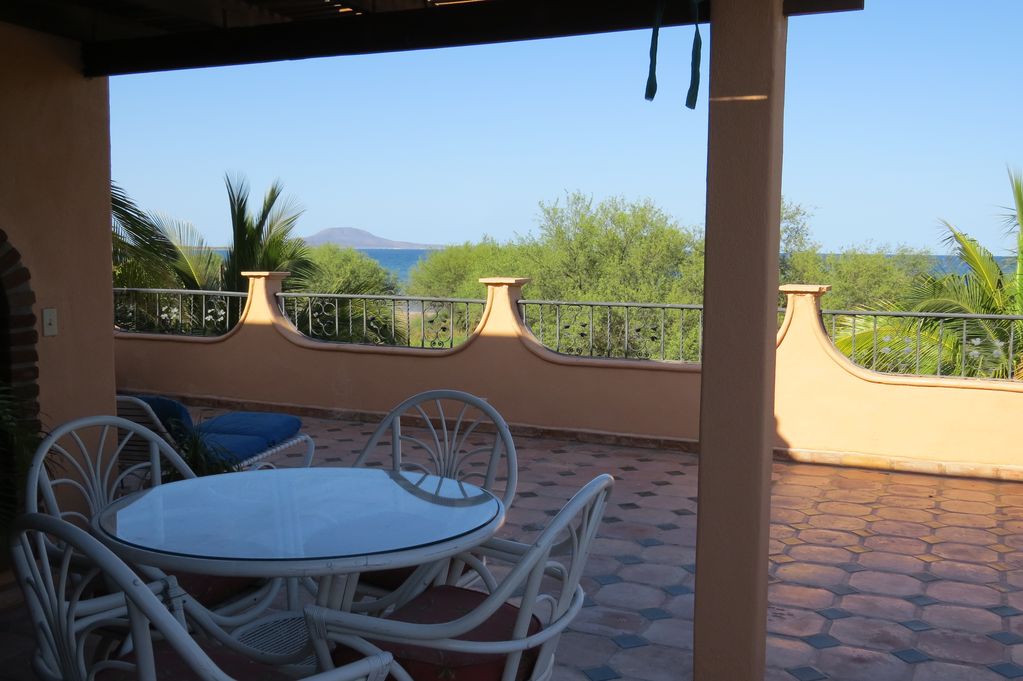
[92,467,504,578]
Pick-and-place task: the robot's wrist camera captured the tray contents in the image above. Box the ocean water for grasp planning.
[358,249,433,282]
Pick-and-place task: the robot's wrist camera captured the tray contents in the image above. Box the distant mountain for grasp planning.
[301,227,441,250]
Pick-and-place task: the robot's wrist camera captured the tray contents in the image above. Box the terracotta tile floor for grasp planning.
[5,412,1023,681]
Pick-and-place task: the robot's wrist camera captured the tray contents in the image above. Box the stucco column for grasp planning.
[693,1,787,680]
[478,277,531,332]
[241,271,290,325]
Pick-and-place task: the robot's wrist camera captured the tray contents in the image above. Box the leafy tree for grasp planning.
[296,244,400,295]
[779,205,931,310]
[407,239,531,300]
[409,193,704,359]
[287,245,406,345]
[409,193,703,303]
[522,193,704,303]
[836,168,1023,378]
[779,199,817,283]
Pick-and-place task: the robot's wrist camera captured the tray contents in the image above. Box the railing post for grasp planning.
[779,284,830,324]
[478,277,531,336]
[241,271,290,325]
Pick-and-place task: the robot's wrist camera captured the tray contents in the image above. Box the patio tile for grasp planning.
[611,634,649,649]
[593,582,666,611]
[767,606,827,637]
[816,607,851,620]
[926,580,1000,606]
[849,570,922,596]
[801,634,841,649]
[769,584,836,610]
[815,646,912,681]
[610,645,692,681]
[582,666,621,681]
[991,605,1023,617]
[891,648,931,664]
[922,604,1004,633]
[989,631,1023,645]
[916,629,1005,665]
[663,584,693,596]
[989,662,1023,679]
[637,608,672,621]
[618,564,687,587]
[829,616,915,650]
[785,667,828,681]
[641,617,693,649]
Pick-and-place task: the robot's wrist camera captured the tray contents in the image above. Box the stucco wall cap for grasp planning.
[780,284,831,295]
[242,271,291,279]
[479,277,531,286]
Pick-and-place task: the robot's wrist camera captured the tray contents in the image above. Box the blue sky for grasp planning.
[110,1,1021,253]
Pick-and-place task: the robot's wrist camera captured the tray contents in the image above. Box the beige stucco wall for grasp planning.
[116,275,702,443]
[774,285,1023,479]
[0,21,115,428]
[116,276,1023,479]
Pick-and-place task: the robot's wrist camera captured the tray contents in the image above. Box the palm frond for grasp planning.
[221,174,315,291]
[1001,167,1023,235]
[938,221,1007,310]
[111,184,180,288]
[151,214,222,290]
[1004,167,1023,317]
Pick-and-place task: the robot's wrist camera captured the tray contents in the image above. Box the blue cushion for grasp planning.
[199,432,273,466]
[137,395,194,438]
[197,412,301,446]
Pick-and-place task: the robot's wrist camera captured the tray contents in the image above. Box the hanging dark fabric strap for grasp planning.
[645,0,702,109]
[645,0,666,101]
[685,0,702,109]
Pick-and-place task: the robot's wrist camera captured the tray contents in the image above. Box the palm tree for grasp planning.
[112,184,222,290]
[221,174,316,293]
[835,168,1023,379]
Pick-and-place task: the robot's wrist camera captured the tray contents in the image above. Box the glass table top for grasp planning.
[96,467,501,563]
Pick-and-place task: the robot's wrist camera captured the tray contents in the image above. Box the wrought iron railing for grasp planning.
[517,300,705,362]
[113,288,247,336]
[820,309,1023,380]
[112,286,1023,380]
[276,293,486,349]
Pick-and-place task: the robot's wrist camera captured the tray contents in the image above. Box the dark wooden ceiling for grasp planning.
[0,0,863,77]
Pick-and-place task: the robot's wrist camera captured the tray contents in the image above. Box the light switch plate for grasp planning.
[42,308,58,337]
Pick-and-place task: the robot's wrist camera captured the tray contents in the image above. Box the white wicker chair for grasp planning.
[25,414,196,530]
[351,389,518,605]
[117,395,315,470]
[11,512,395,681]
[24,416,286,626]
[355,389,518,508]
[305,474,614,681]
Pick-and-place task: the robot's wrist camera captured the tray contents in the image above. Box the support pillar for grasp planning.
[693,1,788,679]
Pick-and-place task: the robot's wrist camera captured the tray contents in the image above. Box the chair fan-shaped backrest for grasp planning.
[11,513,221,681]
[24,415,195,529]
[356,390,518,507]
[12,514,395,681]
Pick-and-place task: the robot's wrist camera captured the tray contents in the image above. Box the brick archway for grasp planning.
[0,227,39,433]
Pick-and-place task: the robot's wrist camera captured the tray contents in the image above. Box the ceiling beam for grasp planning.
[0,0,166,42]
[84,0,706,76]
[342,0,431,12]
[126,0,289,28]
[82,0,861,77]
[784,0,864,17]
